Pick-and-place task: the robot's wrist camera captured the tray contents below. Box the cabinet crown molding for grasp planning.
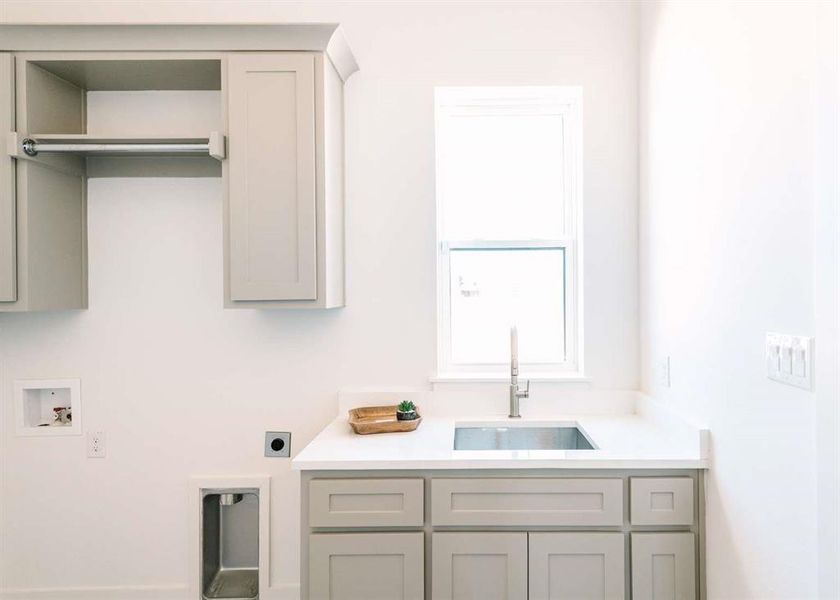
[0,23,359,81]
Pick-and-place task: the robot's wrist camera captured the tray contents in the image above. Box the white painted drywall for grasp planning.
[640,1,829,598]
[814,2,840,597]
[0,2,640,597]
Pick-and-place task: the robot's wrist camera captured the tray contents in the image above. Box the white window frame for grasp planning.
[434,86,584,379]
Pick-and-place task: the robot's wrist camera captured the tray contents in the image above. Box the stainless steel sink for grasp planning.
[454,425,595,451]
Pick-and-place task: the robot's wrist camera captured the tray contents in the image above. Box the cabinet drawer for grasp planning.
[431,478,623,527]
[631,477,694,526]
[309,479,424,527]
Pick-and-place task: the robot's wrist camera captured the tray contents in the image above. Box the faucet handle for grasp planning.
[524,379,530,397]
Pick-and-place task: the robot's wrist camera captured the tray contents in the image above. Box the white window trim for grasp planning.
[434,86,584,380]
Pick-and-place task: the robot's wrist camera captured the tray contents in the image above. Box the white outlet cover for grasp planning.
[87,431,106,458]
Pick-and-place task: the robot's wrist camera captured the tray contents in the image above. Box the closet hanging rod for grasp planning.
[21,138,210,157]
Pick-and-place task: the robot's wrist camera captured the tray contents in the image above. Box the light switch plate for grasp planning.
[767,332,813,390]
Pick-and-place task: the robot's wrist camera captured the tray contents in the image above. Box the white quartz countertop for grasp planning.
[292,394,710,471]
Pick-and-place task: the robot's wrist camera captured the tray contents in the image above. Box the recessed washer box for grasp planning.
[14,378,81,436]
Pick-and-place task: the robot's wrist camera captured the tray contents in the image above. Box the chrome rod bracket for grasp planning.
[21,138,37,157]
[208,131,226,161]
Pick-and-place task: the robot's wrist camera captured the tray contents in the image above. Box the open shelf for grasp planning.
[29,58,221,91]
[21,56,224,140]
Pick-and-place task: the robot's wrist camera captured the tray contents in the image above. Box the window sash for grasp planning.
[437,239,578,374]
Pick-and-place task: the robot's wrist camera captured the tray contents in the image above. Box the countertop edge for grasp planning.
[292,458,710,471]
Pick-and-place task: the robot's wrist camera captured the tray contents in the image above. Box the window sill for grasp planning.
[430,372,592,384]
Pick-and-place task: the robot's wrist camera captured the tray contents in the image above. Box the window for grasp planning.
[435,86,582,378]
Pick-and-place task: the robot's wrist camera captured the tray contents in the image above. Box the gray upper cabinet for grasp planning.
[225,52,346,309]
[0,26,355,312]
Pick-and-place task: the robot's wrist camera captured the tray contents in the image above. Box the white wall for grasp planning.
[0,2,640,597]
[814,2,840,597]
[640,1,829,598]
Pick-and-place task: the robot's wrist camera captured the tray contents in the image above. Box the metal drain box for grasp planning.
[201,488,260,600]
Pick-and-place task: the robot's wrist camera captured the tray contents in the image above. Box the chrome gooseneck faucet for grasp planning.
[509,326,530,418]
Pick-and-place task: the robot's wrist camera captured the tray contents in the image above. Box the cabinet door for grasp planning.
[308,532,423,600]
[432,532,527,600]
[631,533,696,600]
[529,533,625,600]
[227,53,317,301]
[0,53,15,301]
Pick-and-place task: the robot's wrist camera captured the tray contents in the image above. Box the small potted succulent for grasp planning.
[396,400,418,421]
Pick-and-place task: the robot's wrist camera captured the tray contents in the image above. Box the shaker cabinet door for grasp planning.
[0,53,15,302]
[308,532,424,600]
[227,53,317,301]
[432,532,528,600]
[528,533,625,600]
[631,533,696,600]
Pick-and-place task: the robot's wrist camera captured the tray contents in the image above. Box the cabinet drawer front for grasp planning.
[431,478,623,527]
[631,478,694,526]
[309,479,424,527]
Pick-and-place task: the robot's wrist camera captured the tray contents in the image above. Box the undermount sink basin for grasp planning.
[454,425,595,451]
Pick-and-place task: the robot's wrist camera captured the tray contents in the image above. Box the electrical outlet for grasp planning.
[656,356,671,388]
[264,431,291,457]
[87,431,106,458]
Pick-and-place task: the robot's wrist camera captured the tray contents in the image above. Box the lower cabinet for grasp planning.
[302,475,703,600]
[308,532,424,600]
[432,532,528,600]
[631,533,696,600]
[529,533,625,600]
